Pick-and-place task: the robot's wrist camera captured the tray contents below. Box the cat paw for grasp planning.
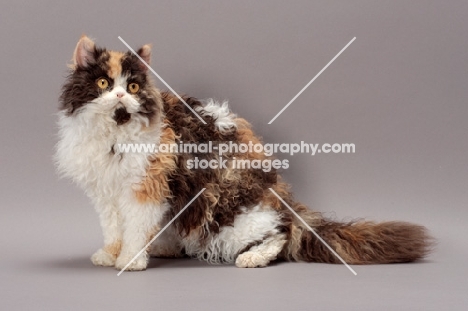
[235,251,269,268]
[91,249,116,267]
[115,253,148,271]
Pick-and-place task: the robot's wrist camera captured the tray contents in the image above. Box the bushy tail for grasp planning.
[287,211,434,264]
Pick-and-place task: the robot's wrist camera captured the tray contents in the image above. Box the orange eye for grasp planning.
[128,82,140,94]
[96,78,109,89]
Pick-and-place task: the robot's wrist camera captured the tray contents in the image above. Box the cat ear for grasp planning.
[137,44,151,71]
[73,35,96,68]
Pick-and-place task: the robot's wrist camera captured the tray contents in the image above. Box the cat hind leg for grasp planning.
[235,233,287,268]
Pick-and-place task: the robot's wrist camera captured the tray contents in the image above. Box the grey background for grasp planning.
[1,0,467,310]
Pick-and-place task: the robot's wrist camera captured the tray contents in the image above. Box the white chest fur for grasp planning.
[55,110,161,199]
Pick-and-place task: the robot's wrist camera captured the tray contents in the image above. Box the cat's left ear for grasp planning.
[137,44,151,72]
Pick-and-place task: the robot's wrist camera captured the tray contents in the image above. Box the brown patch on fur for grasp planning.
[134,122,178,204]
[262,178,296,211]
[234,117,266,161]
[107,51,124,79]
[103,240,122,258]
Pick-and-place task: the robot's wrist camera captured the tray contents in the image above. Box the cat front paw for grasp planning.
[235,251,269,268]
[91,248,116,267]
[115,253,148,271]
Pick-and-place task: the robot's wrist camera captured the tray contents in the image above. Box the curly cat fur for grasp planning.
[55,36,433,271]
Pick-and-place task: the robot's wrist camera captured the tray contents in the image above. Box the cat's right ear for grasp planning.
[73,35,96,69]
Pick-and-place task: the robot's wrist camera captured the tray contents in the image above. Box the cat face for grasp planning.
[60,36,161,125]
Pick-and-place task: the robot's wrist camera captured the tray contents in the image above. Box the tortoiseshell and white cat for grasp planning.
[56,36,432,271]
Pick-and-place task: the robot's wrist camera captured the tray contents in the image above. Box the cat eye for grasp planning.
[96,78,109,89]
[128,82,140,94]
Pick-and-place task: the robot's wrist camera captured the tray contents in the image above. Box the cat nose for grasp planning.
[116,92,125,98]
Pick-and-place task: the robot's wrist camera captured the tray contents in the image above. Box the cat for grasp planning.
[55,35,433,271]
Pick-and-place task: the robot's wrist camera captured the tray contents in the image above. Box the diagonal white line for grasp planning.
[117,188,206,276]
[268,188,357,275]
[118,36,207,125]
[268,37,356,124]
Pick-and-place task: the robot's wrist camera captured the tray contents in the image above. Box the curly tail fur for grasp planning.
[286,210,433,264]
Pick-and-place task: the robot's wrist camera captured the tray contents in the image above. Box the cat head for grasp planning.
[60,35,161,126]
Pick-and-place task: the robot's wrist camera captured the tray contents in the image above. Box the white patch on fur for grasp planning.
[182,204,283,264]
[195,99,237,133]
[55,74,166,271]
